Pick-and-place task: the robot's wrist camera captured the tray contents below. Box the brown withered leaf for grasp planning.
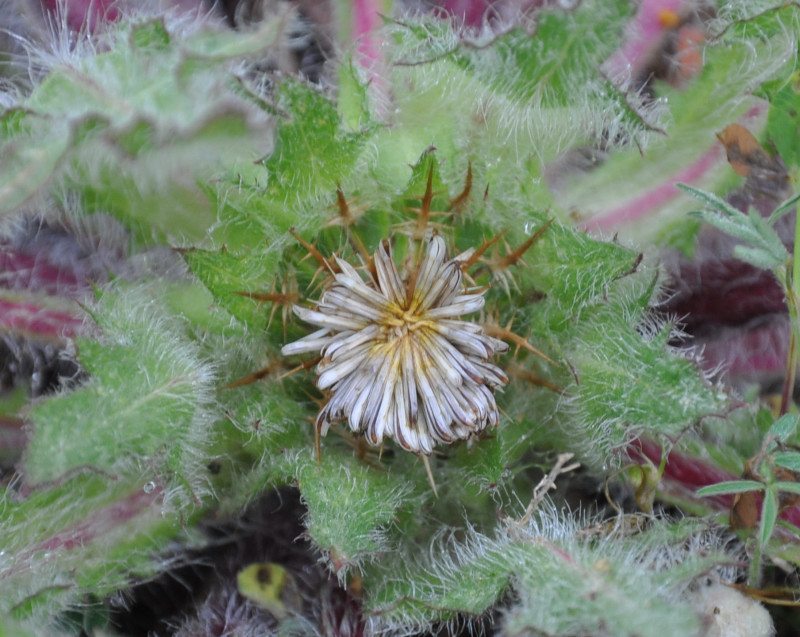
[717,124,790,200]
[730,457,760,531]
[730,490,759,530]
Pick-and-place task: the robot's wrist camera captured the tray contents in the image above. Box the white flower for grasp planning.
[281,235,509,455]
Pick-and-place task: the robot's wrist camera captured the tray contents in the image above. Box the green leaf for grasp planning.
[130,18,171,50]
[748,208,790,261]
[25,287,215,492]
[765,71,800,169]
[768,413,799,443]
[565,309,729,461]
[263,79,367,202]
[732,244,788,270]
[774,451,800,472]
[696,480,763,497]
[337,60,373,130]
[180,13,287,59]
[688,209,763,246]
[681,185,789,268]
[470,1,633,106]
[721,3,800,41]
[679,183,747,219]
[760,486,779,547]
[0,474,191,620]
[0,113,71,211]
[0,18,274,238]
[525,222,642,309]
[773,481,800,496]
[182,245,282,330]
[553,19,796,244]
[0,614,37,637]
[367,518,709,637]
[296,453,415,572]
[768,190,800,224]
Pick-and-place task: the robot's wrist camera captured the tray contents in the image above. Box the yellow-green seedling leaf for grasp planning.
[237,562,299,618]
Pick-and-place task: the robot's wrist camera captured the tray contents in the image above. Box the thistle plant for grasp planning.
[1,1,800,636]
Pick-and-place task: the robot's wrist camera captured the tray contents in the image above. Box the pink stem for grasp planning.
[352,0,389,116]
[581,147,722,234]
[0,299,85,339]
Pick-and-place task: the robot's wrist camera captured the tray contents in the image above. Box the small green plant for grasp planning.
[680,138,800,589]
[697,413,800,584]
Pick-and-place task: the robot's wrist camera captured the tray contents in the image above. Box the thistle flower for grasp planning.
[282,235,509,455]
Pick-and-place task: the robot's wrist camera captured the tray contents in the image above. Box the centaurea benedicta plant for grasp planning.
[0,1,799,636]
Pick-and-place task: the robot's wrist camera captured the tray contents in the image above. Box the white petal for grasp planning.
[321,289,385,321]
[333,258,393,310]
[415,236,448,294]
[437,379,476,428]
[353,346,393,438]
[378,346,403,432]
[374,241,406,305]
[425,293,485,319]
[429,322,493,358]
[414,330,462,386]
[411,346,450,429]
[324,324,381,360]
[471,358,509,387]
[415,260,461,312]
[293,305,367,331]
[392,377,418,451]
[317,352,368,390]
[401,338,418,428]
[281,328,331,356]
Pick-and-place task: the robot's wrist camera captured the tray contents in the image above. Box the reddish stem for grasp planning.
[1,482,163,581]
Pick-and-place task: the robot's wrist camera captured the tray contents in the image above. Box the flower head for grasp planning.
[282,235,509,455]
